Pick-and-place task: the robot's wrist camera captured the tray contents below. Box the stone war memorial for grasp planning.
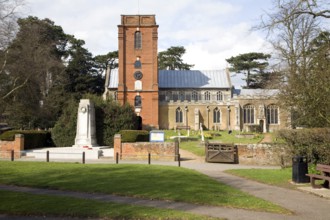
[73,99,98,148]
[22,99,113,160]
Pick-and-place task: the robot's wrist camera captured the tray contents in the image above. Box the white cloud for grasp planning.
[26,0,273,69]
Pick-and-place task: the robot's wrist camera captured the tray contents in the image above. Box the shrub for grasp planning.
[51,95,139,147]
[51,99,78,147]
[0,130,53,149]
[276,128,330,165]
[247,125,262,133]
[119,130,149,142]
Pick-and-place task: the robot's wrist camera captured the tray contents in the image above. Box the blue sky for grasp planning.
[26,0,274,70]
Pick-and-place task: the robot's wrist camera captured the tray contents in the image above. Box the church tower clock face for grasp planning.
[134,71,143,80]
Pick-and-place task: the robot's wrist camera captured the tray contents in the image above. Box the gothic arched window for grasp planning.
[267,105,279,124]
[134,31,142,49]
[243,104,255,124]
[175,107,183,123]
[192,91,198,101]
[213,107,221,123]
[204,91,211,101]
[216,91,223,101]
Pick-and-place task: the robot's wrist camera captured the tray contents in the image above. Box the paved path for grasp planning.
[1,156,330,220]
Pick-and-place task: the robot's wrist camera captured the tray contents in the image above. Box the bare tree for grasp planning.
[258,0,330,127]
[292,0,330,19]
[0,0,24,51]
[0,0,25,96]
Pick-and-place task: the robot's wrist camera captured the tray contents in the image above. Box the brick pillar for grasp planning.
[114,134,121,160]
[15,134,24,151]
[0,134,24,159]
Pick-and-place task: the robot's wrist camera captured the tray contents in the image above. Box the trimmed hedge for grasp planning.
[0,130,53,149]
[119,130,149,142]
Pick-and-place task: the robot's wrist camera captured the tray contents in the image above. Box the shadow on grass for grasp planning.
[0,161,288,213]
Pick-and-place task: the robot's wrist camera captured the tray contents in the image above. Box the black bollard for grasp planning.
[148,153,151,165]
[116,152,119,164]
[46,151,49,162]
[82,152,85,164]
[11,150,14,161]
[178,153,181,167]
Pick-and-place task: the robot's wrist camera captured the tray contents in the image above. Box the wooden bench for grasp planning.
[306,164,330,189]
[175,126,190,130]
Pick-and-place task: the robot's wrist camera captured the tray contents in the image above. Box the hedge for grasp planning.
[0,130,53,150]
[119,130,149,142]
[276,128,330,165]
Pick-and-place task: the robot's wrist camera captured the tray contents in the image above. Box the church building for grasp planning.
[105,15,291,132]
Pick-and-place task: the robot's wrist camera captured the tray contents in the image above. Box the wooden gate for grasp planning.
[205,142,238,163]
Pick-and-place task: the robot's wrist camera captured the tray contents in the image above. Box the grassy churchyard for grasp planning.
[0,130,292,219]
[0,161,291,219]
[167,129,266,157]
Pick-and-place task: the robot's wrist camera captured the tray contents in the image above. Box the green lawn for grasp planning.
[0,190,220,220]
[225,168,303,189]
[180,141,205,156]
[165,130,264,144]
[0,161,289,214]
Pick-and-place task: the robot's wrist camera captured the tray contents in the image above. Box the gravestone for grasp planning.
[73,99,98,148]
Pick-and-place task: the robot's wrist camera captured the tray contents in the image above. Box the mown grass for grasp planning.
[164,130,264,144]
[180,141,205,156]
[0,161,289,214]
[225,168,298,189]
[0,190,220,220]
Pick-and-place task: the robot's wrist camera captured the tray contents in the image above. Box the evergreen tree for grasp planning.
[226,52,271,88]
[51,95,138,147]
[158,46,194,70]
[64,37,104,96]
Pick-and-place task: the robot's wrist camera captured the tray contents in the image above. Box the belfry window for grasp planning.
[134,31,142,49]
[134,95,142,107]
[243,104,255,124]
[175,107,183,123]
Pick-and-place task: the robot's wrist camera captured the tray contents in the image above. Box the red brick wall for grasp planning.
[113,134,177,161]
[117,15,159,129]
[0,134,24,159]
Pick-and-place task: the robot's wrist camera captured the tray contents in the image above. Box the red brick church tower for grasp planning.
[117,15,159,129]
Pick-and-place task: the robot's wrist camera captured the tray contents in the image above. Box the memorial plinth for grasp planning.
[73,99,98,148]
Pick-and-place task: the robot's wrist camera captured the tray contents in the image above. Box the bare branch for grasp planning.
[0,49,8,75]
[1,77,29,100]
[294,10,330,18]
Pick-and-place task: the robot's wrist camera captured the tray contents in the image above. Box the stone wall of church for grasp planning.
[159,104,235,130]
[237,98,291,132]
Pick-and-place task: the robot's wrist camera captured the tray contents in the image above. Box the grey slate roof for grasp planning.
[108,69,231,89]
[158,70,231,89]
[234,89,279,97]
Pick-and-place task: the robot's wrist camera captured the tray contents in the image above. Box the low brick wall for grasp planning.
[114,134,178,161]
[237,144,290,166]
[0,134,24,159]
